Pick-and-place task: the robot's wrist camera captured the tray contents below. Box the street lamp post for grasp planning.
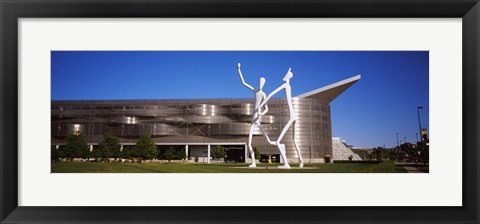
[417,106,423,142]
[399,140,403,160]
[416,133,419,143]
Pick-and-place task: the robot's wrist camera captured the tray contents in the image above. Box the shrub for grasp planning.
[253,146,261,160]
[63,132,90,161]
[324,155,331,163]
[165,146,186,161]
[211,145,226,160]
[51,145,62,162]
[135,134,158,161]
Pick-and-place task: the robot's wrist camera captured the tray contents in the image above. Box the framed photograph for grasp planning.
[48,50,426,174]
[1,0,479,223]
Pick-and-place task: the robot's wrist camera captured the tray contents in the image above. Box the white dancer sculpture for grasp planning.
[237,63,277,168]
[261,67,304,168]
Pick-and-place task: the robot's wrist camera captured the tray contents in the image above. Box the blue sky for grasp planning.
[51,51,429,148]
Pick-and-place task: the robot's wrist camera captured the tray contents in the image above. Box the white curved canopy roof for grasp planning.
[296,75,361,103]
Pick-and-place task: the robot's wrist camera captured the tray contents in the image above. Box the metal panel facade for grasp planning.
[51,98,332,159]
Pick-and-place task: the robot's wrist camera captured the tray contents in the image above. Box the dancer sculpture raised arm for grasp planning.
[260,67,304,168]
[237,63,276,168]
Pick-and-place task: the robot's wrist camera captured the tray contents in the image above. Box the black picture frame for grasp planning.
[1,0,479,223]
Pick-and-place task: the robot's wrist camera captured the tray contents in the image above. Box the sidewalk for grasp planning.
[403,166,424,173]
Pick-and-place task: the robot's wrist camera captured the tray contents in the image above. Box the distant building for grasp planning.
[332,137,363,161]
[52,75,360,163]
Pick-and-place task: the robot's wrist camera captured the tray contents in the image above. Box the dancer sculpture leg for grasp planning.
[277,143,290,169]
[292,120,304,168]
[276,118,295,168]
[247,125,256,168]
[258,124,277,146]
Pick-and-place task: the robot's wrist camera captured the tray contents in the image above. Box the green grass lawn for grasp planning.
[52,160,407,173]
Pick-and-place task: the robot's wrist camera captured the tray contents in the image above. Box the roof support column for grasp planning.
[244,144,248,163]
[207,145,211,164]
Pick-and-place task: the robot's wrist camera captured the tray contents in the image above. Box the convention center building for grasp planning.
[51,75,360,163]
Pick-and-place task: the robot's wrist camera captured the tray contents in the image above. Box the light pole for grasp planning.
[399,140,403,161]
[417,106,423,142]
[404,137,407,144]
[416,133,419,143]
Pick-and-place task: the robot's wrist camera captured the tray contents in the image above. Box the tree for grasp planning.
[165,146,176,161]
[51,145,62,162]
[135,134,158,161]
[63,132,90,161]
[90,146,110,161]
[253,146,261,160]
[122,145,138,160]
[175,148,186,160]
[93,134,121,162]
[374,147,384,161]
[91,146,110,162]
[211,145,226,160]
[165,146,186,162]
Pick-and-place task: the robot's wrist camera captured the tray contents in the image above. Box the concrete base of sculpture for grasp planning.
[245,158,260,164]
[287,158,326,164]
